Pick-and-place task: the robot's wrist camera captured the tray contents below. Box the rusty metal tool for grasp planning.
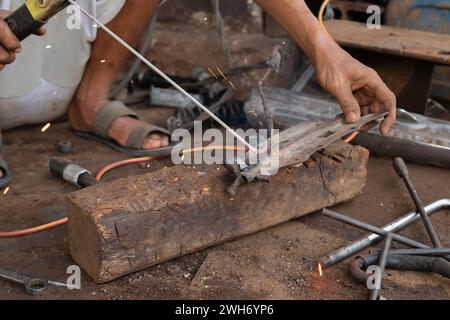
[0,266,48,295]
[320,199,450,268]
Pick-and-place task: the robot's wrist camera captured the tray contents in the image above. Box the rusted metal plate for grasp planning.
[325,19,450,65]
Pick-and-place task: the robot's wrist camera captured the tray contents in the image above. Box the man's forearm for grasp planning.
[255,0,339,66]
[75,0,160,102]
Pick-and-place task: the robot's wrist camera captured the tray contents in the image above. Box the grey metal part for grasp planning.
[320,199,450,268]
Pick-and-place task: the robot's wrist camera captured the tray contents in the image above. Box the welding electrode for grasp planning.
[5,0,69,41]
[49,158,99,188]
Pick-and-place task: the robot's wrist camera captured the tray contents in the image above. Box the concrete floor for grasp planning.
[0,105,449,300]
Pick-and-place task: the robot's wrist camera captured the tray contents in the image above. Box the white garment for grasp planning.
[0,0,126,130]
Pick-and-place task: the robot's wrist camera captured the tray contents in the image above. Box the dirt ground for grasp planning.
[0,104,449,300]
[0,19,449,300]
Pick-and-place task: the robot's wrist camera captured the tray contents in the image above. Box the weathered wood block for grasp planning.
[67,142,369,283]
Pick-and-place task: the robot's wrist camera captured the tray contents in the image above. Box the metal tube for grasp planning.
[369,233,392,300]
[322,209,430,249]
[382,248,450,257]
[67,0,256,152]
[320,199,450,268]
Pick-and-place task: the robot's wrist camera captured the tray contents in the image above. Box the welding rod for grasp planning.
[393,157,442,248]
[322,209,430,249]
[369,233,392,301]
[320,199,450,268]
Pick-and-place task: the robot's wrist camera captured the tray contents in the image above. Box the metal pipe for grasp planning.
[369,233,392,300]
[320,199,450,268]
[393,158,442,248]
[322,209,430,249]
[373,248,450,258]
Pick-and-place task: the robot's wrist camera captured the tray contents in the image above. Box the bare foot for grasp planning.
[69,97,169,150]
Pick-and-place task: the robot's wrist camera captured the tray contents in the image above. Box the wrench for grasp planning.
[0,266,48,295]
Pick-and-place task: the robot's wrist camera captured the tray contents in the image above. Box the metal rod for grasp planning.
[393,158,441,247]
[369,233,392,300]
[322,209,430,249]
[320,199,450,268]
[67,0,256,152]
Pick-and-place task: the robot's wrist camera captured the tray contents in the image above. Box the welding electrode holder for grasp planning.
[4,0,68,41]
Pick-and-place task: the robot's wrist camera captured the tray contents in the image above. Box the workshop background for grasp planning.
[0,0,449,300]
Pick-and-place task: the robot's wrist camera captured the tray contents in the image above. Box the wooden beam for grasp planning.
[67,142,369,283]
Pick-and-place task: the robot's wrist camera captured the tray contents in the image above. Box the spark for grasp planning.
[228,80,236,90]
[208,67,218,79]
[100,59,106,63]
[318,262,323,276]
[3,187,10,195]
[203,187,210,192]
[41,123,51,133]
[45,45,52,49]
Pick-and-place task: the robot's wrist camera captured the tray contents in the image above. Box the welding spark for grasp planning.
[45,45,52,49]
[100,59,106,64]
[3,187,10,195]
[318,262,323,276]
[41,123,51,133]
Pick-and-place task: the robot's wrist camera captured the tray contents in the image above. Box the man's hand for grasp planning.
[0,10,46,70]
[315,45,396,135]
